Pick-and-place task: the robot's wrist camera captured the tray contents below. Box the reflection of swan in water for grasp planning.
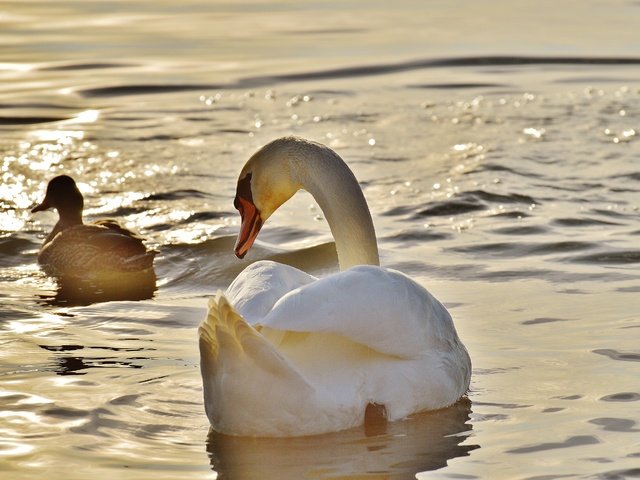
[206,398,477,480]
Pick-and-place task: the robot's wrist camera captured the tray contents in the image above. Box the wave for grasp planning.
[73,55,640,98]
[593,349,640,363]
[552,217,623,227]
[448,240,597,258]
[144,189,213,201]
[569,250,640,265]
[38,61,138,71]
[78,83,223,98]
[0,115,73,125]
[240,55,640,87]
[408,82,508,89]
[0,234,39,267]
[156,236,338,295]
[411,190,538,218]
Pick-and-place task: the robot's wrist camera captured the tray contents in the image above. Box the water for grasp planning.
[1,1,640,478]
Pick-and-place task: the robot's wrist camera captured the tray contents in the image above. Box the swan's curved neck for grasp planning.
[291,142,379,270]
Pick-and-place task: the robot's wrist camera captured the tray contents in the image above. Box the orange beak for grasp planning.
[234,195,262,259]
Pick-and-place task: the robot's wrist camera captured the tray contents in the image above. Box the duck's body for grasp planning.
[36,221,154,278]
[32,175,155,279]
[199,137,471,437]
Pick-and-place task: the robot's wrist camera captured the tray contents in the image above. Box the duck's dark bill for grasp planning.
[234,196,262,259]
[31,199,50,213]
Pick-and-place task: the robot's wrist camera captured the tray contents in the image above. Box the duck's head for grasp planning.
[233,138,304,258]
[32,175,84,219]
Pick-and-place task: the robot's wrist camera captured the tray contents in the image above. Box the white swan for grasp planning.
[199,136,471,437]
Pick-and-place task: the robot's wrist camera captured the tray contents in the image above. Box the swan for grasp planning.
[199,136,471,437]
[31,175,156,279]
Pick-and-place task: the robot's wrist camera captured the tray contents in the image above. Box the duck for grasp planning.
[31,175,156,279]
[198,136,471,437]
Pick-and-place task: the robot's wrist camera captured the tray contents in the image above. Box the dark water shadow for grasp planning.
[206,398,477,480]
[38,270,157,307]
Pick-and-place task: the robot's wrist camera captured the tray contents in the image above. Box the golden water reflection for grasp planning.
[38,270,157,307]
[207,398,477,480]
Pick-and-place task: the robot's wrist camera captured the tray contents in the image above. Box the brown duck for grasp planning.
[32,175,156,279]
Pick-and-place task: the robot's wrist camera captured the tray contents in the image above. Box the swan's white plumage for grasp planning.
[199,136,471,437]
[225,260,316,325]
[200,260,471,437]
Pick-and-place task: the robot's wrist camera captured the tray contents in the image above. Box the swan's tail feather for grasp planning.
[199,291,319,435]
[199,291,253,361]
[199,291,310,385]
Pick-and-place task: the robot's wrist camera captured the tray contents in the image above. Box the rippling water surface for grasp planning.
[1,1,639,479]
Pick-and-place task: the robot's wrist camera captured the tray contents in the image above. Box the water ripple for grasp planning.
[78,84,221,98]
[596,468,640,480]
[416,190,537,218]
[553,217,623,227]
[506,435,600,454]
[69,56,640,100]
[600,392,640,402]
[593,349,640,362]
[570,250,640,264]
[449,240,597,258]
[239,55,640,87]
[409,82,508,89]
[0,115,72,125]
[39,61,139,71]
[589,418,640,433]
[144,189,213,201]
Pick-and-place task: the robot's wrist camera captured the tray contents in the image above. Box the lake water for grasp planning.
[1,1,639,479]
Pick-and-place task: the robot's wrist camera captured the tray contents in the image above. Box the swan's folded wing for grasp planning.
[259,265,458,358]
[225,260,316,325]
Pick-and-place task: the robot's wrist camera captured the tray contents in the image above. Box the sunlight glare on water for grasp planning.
[1,1,640,479]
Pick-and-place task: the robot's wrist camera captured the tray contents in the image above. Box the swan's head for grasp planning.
[233,138,303,258]
[31,175,84,216]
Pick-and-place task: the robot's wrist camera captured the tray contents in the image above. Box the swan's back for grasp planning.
[260,265,459,357]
